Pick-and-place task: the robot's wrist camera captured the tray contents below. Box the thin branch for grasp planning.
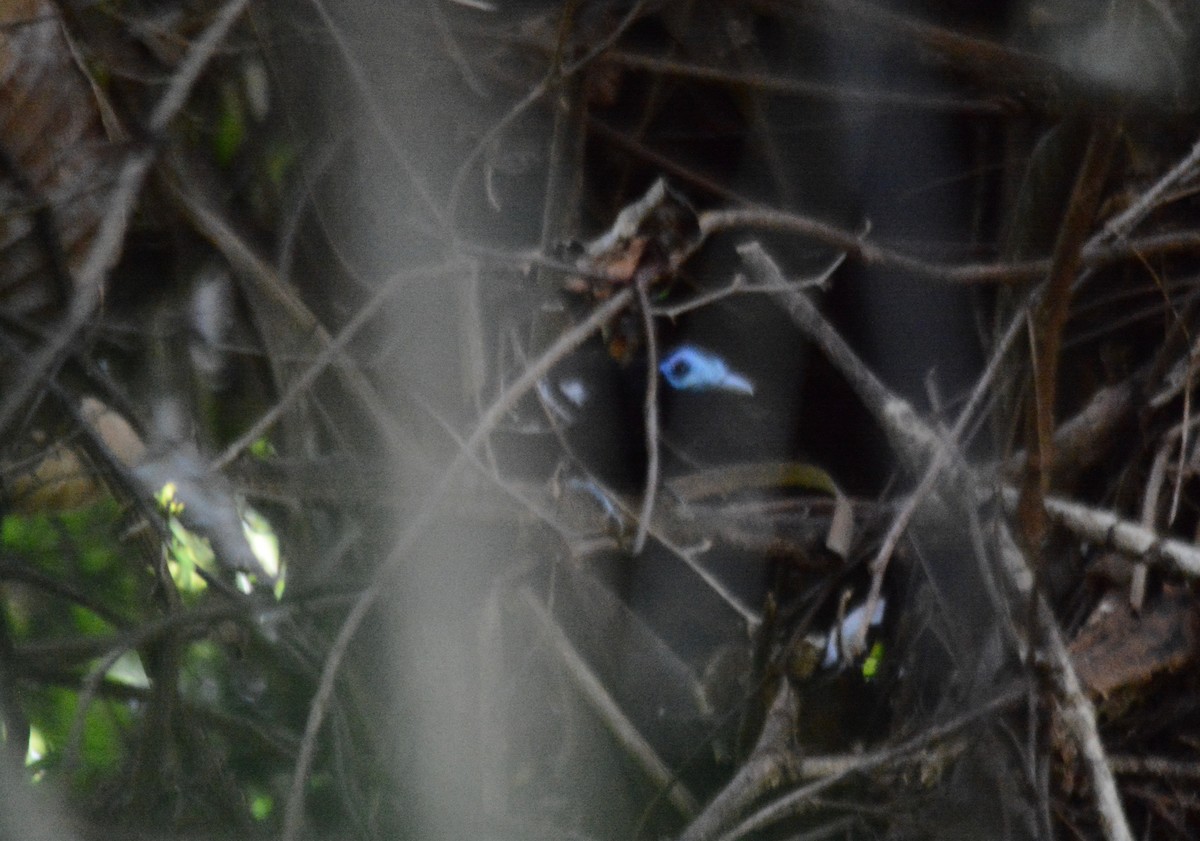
[305,0,443,225]
[606,50,1008,115]
[1104,131,1200,240]
[999,487,1200,578]
[651,253,844,320]
[446,0,649,222]
[426,0,489,98]
[280,288,634,841]
[794,0,1073,111]
[0,0,252,440]
[853,297,1030,653]
[212,257,464,470]
[0,560,128,630]
[519,587,700,818]
[632,277,660,555]
[716,684,1025,841]
[700,206,1199,287]
[1019,120,1120,552]
[1109,755,1200,782]
[678,679,802,841]
[993,523,1134,841]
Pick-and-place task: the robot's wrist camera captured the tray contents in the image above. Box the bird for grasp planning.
[531,342,755,490]
[659,345,755,395]
[542,343,755,426]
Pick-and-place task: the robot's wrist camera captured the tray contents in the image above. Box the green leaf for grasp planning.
[214,85,245,167]
[248,436,276,460]
[249,789,274,821]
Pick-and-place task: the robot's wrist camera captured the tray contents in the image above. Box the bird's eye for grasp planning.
[559,377,588,407]
[669,359,691,378]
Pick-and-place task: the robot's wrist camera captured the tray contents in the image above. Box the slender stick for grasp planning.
[280,288,633,841]
[0,0,253,439]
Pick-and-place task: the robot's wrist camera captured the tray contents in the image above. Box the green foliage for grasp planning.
[2,493,296,825]
[2,500,135,636]
[21,686,133,792]
[248,787,274,821]
[213,83,246,167]
[248,436,276,460]
[2,501,143,792]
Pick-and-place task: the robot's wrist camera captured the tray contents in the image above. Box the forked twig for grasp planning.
[734,239,1134,841]
[280,287,634,841]
[0,0,252,439]
[446,0,649,221]
[651,252,844,320]
[715,685,1025,841]
[677,679,801,841]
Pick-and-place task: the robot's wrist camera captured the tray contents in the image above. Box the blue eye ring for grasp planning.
[659,344,755,395]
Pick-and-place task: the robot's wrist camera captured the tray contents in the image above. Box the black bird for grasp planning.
[535,338,768,491]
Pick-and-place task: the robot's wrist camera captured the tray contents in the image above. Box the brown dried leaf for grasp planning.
[0,0,113,316]
[1070,585,1200,700]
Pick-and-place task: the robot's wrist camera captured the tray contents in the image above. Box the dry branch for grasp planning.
[735,238,1135,841]
[0,0,253,437]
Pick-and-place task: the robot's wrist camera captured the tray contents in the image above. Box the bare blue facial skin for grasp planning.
[659,345,755,395]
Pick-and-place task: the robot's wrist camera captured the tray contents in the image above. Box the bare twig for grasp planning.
[1135,437,1172,609]
[0,0,252,439]
[852,302,1030,654]
[426,0,489,98]
[305,0,443,224]
[606,50,1007,115]
[519,587,700,818]
[993,524,1133,841]
[716,685,1024,841]
[736,238,1133,841]
[632,277,660,554]
[212,257,465,470]
[696,208,1200,287]
[280,288,634,841]
[1109,754,1200,782]
[678,679,801,841]
[795,0,1072,110]
[1018,120,1119,553]
[1104,132,1200,240]
[999,487,1200,578]
[446,0,649,222]
[651,253,844,320]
